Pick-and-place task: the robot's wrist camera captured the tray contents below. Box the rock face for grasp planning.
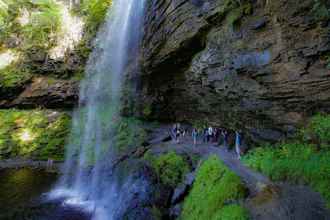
[136,0,330,142]
[0,77,79,109]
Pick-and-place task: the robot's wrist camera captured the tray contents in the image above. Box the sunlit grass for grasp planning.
[0,109,71,161]
[180,155,248,220]
[244,114,330,208]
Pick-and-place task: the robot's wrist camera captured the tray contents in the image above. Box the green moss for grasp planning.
[0,0,61,51]
[214,0,252,28]
[244,142,330,208]
[214,204,249,220]
[21,0,61,50]
[300,114,330,149]
[0,63,31,88]
[147,151,190,187]
[81,0,112,34]
[312,0,330,22]
[71,0,112,60]
[0,109,71,161]
[114,117,147,152]
[180,156,248,220]
[310,114,330,144]
[326,56,330,69]
[226,2,252,27]
[142,104,152,118]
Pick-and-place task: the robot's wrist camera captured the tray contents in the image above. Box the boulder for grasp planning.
[7,77,79,109]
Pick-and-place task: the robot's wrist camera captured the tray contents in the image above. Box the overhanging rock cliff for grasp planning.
[135,0,330,143]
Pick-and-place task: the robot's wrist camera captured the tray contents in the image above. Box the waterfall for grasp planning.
[48,0,146,219]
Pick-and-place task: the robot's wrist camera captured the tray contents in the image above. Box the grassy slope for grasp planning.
[180,155,249,220]
[145,151,190,187]
[244,114,330,208]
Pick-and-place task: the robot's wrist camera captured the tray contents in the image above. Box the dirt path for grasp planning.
[151,134,270,195]
[203,146,271,196]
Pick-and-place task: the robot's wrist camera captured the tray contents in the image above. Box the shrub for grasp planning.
[300,114,330,149]
[0,109,71,161]
[81,0,112,33]
[0,63,31,88]
[0,0,61,50]
[149,151,190,187]
[226,1,252,27]
[244,143,330,208]
[72,0,112,41]
[21,0,61,50]
[312,0,330,21]
[180,155,248,220]
[114,117,147,152]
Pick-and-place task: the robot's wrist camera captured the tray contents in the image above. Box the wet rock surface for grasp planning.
[0,77,79,109]
[246,184,330,220]
[135,0,330,143]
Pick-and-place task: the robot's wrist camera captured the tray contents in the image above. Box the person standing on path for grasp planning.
[222,130,229,150]
[192,128,198,146]
[176,123,181,143]
[203,128,208,143]
[172,124,177,142]
[235,131,242,160]
[208,126,213,143]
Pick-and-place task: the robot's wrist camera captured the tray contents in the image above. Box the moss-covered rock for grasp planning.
[114,117,148,152]
[146,151,190,187]
[214,204,250,220]
[0,109,71,161]
[300,114,330,149]
[0,0,112,106]
[180,155,248,220]
[244,142,330,209]
[244,115,330,208]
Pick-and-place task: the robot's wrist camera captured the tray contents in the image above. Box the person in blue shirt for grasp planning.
[235,131,242,160]
[192,128,198,145]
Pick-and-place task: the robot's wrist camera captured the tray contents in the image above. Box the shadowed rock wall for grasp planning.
[135,0,330,142]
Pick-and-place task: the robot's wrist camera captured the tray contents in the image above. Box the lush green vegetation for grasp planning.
[0,0,61,51]
[244,114,330,208]
[213,0,252,28]
[114,117,148,152]
[214,204,249,220]
[0,0,62,89]
[72,0,112,60]
[312,0,330,21]
[80,0,112,35]
[180,155,248,220]
[146,151,190,187]
[0,63,31,88]
[300,114,330,150]
[0,109,71,161]
[226,1,252,27]
[0,0,112,85]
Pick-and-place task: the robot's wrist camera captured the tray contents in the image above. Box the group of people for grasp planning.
[171,123,187,143]
[171,124,244,160]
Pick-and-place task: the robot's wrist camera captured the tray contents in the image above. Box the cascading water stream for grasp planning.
[48,0,146,219]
